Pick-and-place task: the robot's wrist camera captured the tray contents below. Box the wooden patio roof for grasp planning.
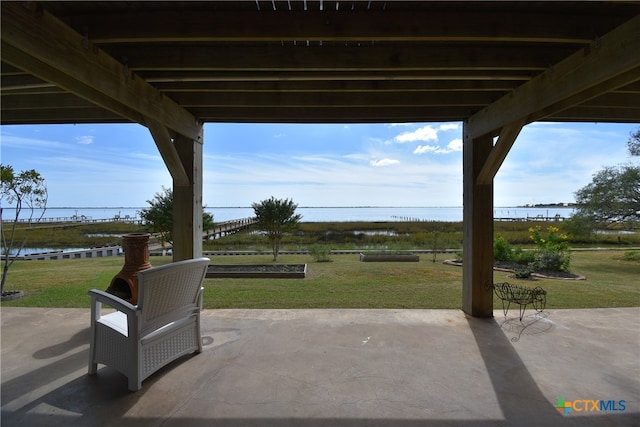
[2,1,639,135]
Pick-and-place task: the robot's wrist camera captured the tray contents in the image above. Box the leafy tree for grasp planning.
[252,196,302,261]
[139,186,214,246]
[574,164,640,223]
[628,129,640,157]
[574,129,640,224]
[1,165,48,296]
[564,211,596,242]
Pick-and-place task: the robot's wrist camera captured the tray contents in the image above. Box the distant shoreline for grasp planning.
[4,206,576,223]
[36,204,573,210]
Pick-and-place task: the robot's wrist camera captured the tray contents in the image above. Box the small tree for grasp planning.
[252,197,302,261]
[1,165,48,296]
[139,186,214,246]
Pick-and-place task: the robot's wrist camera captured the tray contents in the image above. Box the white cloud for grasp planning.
[439,123,460,131]
[370,158,400,167]
[413,144,440,154]
[0,133,66,150]
[76,135,94,145]
[343,153,369,161]
[413,138,462,155]
[388,123,415,127]
[394,125,438,143]
[447,138,463,151]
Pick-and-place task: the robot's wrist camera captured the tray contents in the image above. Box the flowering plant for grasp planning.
[528,225,571,272]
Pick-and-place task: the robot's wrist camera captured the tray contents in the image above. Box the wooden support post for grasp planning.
[172,129,204,261]
[462,125,494,318]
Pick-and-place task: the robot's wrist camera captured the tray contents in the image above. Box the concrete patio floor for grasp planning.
[1,307,639,426]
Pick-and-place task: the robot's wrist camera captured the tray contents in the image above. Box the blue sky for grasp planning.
[1,121,637,208]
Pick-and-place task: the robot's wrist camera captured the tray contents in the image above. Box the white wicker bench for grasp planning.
[88,257,210,391]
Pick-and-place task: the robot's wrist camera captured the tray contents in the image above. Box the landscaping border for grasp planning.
[443,259,586,280]
[206,264,307,279]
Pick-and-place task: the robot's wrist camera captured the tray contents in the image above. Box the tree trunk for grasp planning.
[1,257,9,294]
[272,238,280,262]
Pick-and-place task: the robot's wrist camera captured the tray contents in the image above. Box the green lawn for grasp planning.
[2,249,638,309]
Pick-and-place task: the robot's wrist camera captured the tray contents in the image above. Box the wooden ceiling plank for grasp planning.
[0,2,201,140]
[116,45,566,72]
[0,75,57,92]
[466,15,640,139]
[191,105,476,123]
[59,9,620,44]
[153,80,520,93]
[167,90,500,107]
[0,107,126,124]
[141,69,533,83]
[546,107,640,122]
[0,92,95,109]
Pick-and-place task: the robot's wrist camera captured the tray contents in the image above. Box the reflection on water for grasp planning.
[349,230,402,236]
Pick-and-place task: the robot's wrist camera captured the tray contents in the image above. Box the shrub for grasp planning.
[493,234,513,262]
[622,251,640,262]
[529,226,571,272]
[514,268,533,279]
[513,247,536,265]
[308,246,333,262]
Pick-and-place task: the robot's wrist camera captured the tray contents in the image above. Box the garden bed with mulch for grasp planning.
[359,252,420,262]
[206,264,307,279]
[443,260,586,280]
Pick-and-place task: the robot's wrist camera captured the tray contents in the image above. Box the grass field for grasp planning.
[2,249,638,309]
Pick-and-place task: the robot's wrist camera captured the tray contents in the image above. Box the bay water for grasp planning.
[4,206,575,223]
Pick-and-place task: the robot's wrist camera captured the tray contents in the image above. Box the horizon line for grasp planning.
[17,204,574,210]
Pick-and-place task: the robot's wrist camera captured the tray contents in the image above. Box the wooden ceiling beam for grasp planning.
[581,91,640,108]
[146,119,190,187]
[0,107,126,124]
[58,9,620,44]
[190,106,478,123]
[0,75,57,92]
[0,2,201,141]
[476,119,525,186]
[167,91,501,107]
[544,107,640,122]
[142,69,533,83]
[11,101,633,125]
[114,45,569,72]
[466,15,640,139]
[0,92,93,109]
[153,79,521,93]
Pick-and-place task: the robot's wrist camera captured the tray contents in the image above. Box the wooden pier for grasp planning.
[203,217,257,240]
[494,214,567,222]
